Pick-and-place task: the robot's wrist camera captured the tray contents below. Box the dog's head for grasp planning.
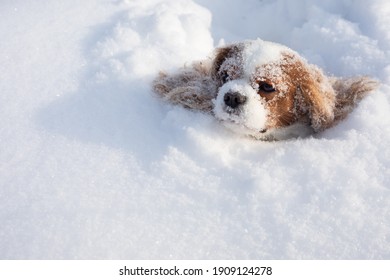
[212,39,336,140]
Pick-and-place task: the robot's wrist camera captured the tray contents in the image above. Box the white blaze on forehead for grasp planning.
[242,39,292,76]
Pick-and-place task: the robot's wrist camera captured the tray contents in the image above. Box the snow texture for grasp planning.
[243,39,292,77]
[1,0,390,259]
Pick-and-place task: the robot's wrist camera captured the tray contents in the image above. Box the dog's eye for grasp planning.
[221,72,230,83]
[258,82,276,93]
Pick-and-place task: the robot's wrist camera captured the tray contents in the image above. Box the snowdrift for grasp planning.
[0,0,389,259]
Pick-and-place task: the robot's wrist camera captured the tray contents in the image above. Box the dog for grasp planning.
[153,39,378,140]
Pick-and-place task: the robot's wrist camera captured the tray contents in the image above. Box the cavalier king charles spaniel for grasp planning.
[153,39,378,140]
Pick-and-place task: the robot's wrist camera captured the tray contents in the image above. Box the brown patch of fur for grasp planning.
[331,76,379,122]
[211,45,243,84]
[278,54,336,131]
[247,53,336,131]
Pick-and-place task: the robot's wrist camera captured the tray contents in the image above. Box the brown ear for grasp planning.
[331,76,379,122]
[298,65,336,131]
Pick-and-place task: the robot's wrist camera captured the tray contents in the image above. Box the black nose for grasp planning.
[224,92,247,108]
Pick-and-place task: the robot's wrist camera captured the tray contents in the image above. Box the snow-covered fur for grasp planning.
[153,39,378,140]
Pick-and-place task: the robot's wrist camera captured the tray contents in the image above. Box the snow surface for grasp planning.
[1,0,390,259]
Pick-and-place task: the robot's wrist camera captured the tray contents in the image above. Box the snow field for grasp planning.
[0,0,389,259]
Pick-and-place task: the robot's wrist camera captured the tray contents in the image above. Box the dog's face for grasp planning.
[212,39,336,140]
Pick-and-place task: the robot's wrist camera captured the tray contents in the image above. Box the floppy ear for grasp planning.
[331,76,379,122]
[297,64,336,131]
[152,60,216,112]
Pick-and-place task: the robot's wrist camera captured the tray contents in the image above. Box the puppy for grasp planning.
[153,39,378,140]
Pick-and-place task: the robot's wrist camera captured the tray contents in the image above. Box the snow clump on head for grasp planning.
[242,39,294,77]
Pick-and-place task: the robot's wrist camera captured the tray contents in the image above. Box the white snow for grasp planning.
[1,0,390,259]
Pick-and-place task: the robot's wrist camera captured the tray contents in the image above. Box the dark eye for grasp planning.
[221,72,229,83]
[258,82,276,93]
